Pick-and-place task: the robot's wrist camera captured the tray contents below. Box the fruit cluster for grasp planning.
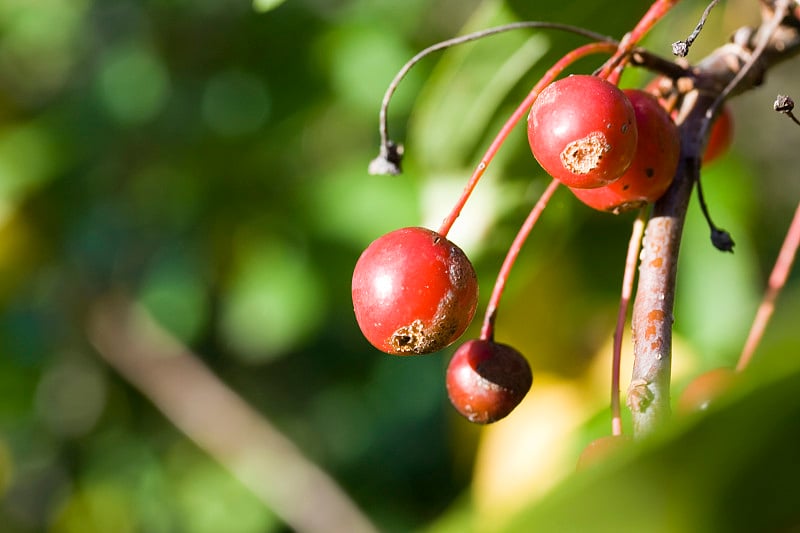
[353,13,739,433]
[528,74,681,214]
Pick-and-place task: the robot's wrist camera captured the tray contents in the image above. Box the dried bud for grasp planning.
[774,94,795,114]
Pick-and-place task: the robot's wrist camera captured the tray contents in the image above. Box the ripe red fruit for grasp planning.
[576,434,631,470]
[570,89,680,213]
[445,339,532,424]
[676,367,736,414]
[703,105,734,164]
[352,227,478,355]
[527,75,638,189]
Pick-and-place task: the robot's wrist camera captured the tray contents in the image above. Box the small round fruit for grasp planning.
[528,75,638,189]
[703,105,734,164]
[571,89,680,213]
[576,434,631,470]
[446,339,532,424]
[676,367,736,414]
[352,227,478,355]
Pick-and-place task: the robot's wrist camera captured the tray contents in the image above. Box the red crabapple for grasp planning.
[446,339,532,424]
[570,89,680,213]
[676,367,737,414]
[352,227,478,355]
[527,75,638,189]
[703,105,734,164]
[576,434,631,470]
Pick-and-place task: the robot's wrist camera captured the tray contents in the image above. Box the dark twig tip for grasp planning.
[672,40,690,57]
[711,228,736,252]
[368,141,404,176]
[774,94,795,113]
[673,0,720,58]
[774,94,800,127]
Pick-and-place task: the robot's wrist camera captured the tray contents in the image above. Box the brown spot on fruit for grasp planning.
[391,319,429,354]
[560,131,612,175]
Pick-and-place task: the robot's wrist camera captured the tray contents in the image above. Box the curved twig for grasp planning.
[369,22,617,175]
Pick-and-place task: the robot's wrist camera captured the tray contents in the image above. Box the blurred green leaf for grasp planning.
[220,239,326,363]
[504,350,800,532]
[252,0,286,14]
[97,42,170,125]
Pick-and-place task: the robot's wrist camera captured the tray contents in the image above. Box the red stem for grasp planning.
[611,210,647,436]
[437,41,618,238]
[596,0,680,79]
[480,179,561,341]
[737,200,800,371]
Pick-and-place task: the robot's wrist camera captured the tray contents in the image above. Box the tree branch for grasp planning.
[628,0,800,436]
[88,294,378,533]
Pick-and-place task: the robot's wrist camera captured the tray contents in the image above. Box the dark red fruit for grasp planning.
[571,89,680,213]
[446,339,532,424]
[527,75,638,189]
[703,105,733,164]
[676,367,736,414]
[576,435,630,470]
[352,227,478,355]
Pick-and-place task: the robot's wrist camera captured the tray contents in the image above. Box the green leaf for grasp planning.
[252,0,286,14]
[505,351,800,532]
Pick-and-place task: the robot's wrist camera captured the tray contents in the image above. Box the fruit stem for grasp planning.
[596,0,680,79]
[369,23,616,176]
[480,179,560,342]
[611,209,647,436]
[437,40,618,237]
[695,174,735,252]
[736,199,800,371]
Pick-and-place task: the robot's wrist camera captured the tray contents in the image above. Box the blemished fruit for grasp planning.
[676,367,737,414]
[528,75,638,189]
[352,227,478,355]
[570,89,680,213]
[576,434,631,470]
[703,106,734,164]
[446,339,532,424]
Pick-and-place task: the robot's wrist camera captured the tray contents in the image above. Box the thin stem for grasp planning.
[437,40,618,237]
[596,0,680,78]
[369,22,617,175]
[480,179,560,341]
[691,0,791,250]
[737,200,800,371]
[700,0,792,139]
[611,209,647,436]
[695,171,735,252]
[672,0,721,57]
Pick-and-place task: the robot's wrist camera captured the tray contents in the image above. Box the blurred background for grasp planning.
[1,0,799,531]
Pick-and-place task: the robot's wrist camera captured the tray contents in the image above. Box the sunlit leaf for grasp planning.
[252,0,286,14]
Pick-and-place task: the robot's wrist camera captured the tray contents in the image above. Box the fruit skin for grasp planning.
[676,367,737,414]
[570,89,680,213]
[576,434,631,470]
[352,227,478,355]
[528,75,638,189]
[446,339,532,424]
[703,105,734,164]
